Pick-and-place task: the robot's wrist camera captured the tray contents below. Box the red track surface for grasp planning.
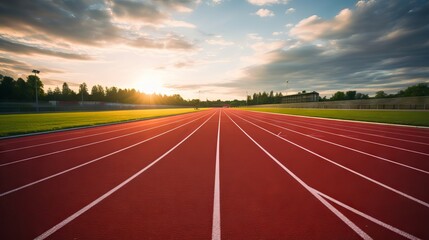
[1,109,428,239]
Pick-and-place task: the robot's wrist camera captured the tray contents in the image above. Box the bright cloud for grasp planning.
[248,0,289,6]
[206,36,234,46]
[285,8,295,14]
[289,8,352,41]
[256,8,275,17]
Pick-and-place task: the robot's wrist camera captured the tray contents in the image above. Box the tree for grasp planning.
[345,91,356,100]
[78,82,89,102]
[375,91,387,98]
[53,87,61,99]
[15,78,27,100]
[62,82,72,97]
[355,93,369,99]
[105,86,118,102]
[398,83,429,97]
[330,91,346,101]
[0,76,15,100]
[91,85,105,101]
[26,75,44,101]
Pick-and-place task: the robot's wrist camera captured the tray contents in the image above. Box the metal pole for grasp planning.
[35,73,38,112]
[32,70,40,112]
[285,80,289,96]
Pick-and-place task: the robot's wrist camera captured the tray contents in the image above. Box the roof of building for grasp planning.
[283,91,319,97]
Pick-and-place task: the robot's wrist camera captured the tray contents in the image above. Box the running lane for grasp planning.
[226,109,429,239]
[219,110,361,239]
[0,110,215,239]
[42,110,220,239]
[0,111,211,194]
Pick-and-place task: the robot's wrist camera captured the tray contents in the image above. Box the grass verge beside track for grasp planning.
[241,108,429,127]
[0,108,200,137]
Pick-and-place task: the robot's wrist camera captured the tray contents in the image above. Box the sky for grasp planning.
[0,0,428,100]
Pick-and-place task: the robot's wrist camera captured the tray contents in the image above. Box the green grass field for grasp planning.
[0,108,199,137]
[242,108,429,127]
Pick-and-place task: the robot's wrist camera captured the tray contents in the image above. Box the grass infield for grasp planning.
[0,108,200,137]
[241,108,429,127]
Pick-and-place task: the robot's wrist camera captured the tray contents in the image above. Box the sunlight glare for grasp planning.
[136,70,167,94]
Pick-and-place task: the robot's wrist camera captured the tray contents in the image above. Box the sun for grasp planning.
[136,70,167,94]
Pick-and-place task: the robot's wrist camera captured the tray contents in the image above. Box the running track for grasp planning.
[0,109,428,239]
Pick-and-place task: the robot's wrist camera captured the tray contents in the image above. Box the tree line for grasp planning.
[0,74,189,105]
[0,73,428,106]
[324,83,429,101]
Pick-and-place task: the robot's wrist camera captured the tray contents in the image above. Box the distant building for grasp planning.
[282,91,319,103]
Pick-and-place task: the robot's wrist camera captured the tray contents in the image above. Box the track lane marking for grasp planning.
[244,109,429,131]
[211,110,221,240]
[278,117,429,146]
[224,111,372,240]
[289,118,429,140]
[0,112,206,167]
[0,112,198,154]
[244,112,429,157]
[241,112,429,175]
[0,112,212,197]
[231,111,429,208]
[312,188,421,240]
[34,111,216,240]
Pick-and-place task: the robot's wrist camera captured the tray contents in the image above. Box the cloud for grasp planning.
[129,34,195,50]
[0,57,63,77]
[248,0,289,6]
[0,0,198,48]
[255,8,275,17]
[206,36,234,46]
[174,60,195,68]
[289,8,352,41]
[285,7,295,14]
[211,0,223,5]
[227,0,429,95]
[0,38,92,60]
[110,0,167,23]
[0,0,120,46]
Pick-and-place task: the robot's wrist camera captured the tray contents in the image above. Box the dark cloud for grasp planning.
[231,0,429,95]
[0,38,92,60]
[0,0,197,47]
[0,0,120,45]
[111,0,167,23]
[43,78,80,88]
[0,57,64,78]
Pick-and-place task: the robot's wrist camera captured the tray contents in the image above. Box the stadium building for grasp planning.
[282,91,320,104]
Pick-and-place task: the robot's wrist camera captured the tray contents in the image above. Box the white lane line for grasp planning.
[281,117,429,146]
[231,112,429,208]
[248,113,429,157]
[313,188,421,240]
[34,112,216,240]
[295,119,429,140]
[212,110,221,240]
[244,109,429,130]
[243,113,429,175]
[0,112,205,167]
[0,112,212,197]
[247,110,429,139]
[0,113,196,154]
[224,112,372,240]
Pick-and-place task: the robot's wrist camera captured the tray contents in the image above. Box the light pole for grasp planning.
[285,80,289,96]
[32,69,40,112]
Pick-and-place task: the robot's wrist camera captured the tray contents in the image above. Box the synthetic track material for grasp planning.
[0,109,428,239]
